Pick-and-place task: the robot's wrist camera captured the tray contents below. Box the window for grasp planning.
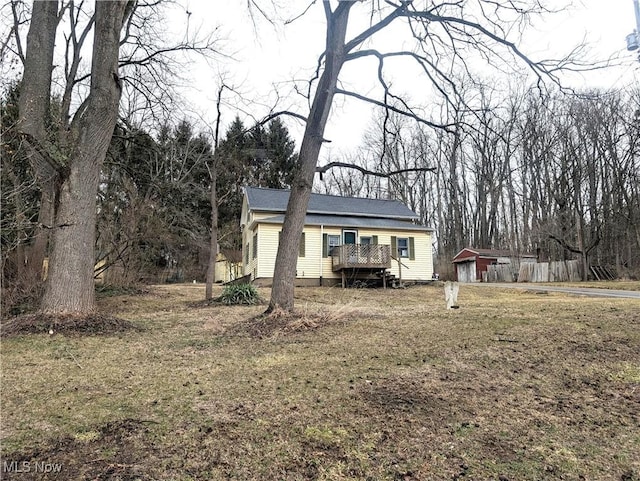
[328,234,340,254]
[360,236,372,245]
[323,234,341,257]
[397,237,409,258]
[391,236,415,259]
[245,243,249,265]
[252,233,258,259]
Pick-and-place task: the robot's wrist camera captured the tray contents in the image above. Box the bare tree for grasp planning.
[9,0,220,316]
[263,0,593,311]
[18,0,133,314]
[205,83,226,300]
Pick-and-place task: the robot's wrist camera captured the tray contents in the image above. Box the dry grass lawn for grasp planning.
[1,283,639,480]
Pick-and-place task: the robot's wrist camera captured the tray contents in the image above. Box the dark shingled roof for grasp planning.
[259,214,433,232]
[245,187,419,220]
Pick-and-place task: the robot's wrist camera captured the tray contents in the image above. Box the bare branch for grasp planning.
[257,109,307,125]
[10,0,25,63]
[247,0,276,27]
[284,0,316,25]
[316,161,435,180]
[335,88,455,132]
[400,7,555,84]
[344,2,406,53]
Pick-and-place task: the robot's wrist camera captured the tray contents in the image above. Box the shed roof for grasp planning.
[452,247,537,262]
[245,186,419,220]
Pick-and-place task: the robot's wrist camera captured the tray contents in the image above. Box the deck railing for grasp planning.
[331,244,391,271]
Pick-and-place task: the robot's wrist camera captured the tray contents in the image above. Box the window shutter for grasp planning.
[372,235,378,245]
[391,236,397,257]
[409,237,415,260]
[299,232,306,257]
[252,233,258,259]
[322,233,328,258]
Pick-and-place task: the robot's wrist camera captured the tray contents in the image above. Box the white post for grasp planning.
[445,281,460,309]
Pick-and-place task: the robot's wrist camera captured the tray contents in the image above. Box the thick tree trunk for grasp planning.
[268,4,352,312]
[40,157,102,312]
[16,0,59,285]
[40,1,129,314]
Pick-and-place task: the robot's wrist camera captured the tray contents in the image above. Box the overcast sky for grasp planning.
[174,1,639,152]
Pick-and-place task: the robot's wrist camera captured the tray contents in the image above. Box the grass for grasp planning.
[1,283,639,480]
[537,280,640,291]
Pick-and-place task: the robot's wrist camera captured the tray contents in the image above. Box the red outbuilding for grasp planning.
[452,247,537,282]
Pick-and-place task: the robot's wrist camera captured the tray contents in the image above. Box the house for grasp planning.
[215,248,243,283]
[241,187,435,287]
[452,247,537,283]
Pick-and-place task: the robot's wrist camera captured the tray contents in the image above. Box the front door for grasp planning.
[343,230,357,263]
[343,230,357,244]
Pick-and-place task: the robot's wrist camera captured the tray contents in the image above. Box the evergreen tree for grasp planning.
[97,119,213,284]
[262,118,298,189]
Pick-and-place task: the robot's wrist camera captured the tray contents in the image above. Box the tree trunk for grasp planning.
[205,84,224,300]
[16,0,59,285]
[268,4,352,312]
[40,0,129,314]
[576,210,588,281]
[206,166,218,299]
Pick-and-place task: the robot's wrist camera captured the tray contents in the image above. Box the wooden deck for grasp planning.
[331,244,391,271]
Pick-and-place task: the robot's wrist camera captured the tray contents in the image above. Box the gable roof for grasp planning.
[245,186,419,220]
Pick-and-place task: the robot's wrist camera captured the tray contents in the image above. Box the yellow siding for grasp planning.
[252,211,278,222]
[382,231,433,281]
[297,227,320,278]
[243,225,259,278]
[255,224,323,279]
[249,222,433,282]
[256,224,279,278]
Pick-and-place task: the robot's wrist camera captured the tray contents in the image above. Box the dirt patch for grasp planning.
[0,313,141,338]
[0,419,160,481]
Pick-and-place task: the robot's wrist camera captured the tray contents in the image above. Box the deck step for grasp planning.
[374,269,401,287]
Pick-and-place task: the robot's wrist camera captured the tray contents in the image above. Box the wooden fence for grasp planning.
[483,264,516,282]
[484,260,583,283]
[517,260,582,283]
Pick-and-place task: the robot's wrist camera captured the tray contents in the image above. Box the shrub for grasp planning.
[218,283,260,305]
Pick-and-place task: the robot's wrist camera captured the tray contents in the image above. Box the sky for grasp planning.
[172,0,639,157]
[6,1,636,154]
